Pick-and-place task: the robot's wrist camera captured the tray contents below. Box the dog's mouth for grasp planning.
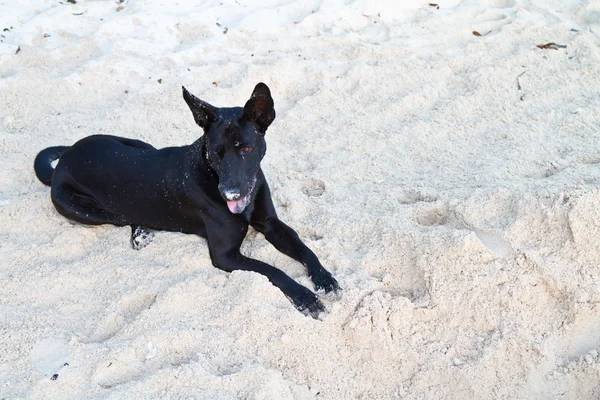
[223,175,257,214]
[226,195,251,214]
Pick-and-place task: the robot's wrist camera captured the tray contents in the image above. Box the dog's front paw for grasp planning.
[289,287,325,319]
[311,269,341,295]
[131,226,155,250]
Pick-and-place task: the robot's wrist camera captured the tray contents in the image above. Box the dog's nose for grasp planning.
[222,189,241,201]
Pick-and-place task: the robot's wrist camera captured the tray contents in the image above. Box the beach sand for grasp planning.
[1,0,600,398]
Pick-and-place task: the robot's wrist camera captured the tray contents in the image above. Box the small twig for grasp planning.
[429,3,440,9]
[516,71,526,90]
[536,42,567,50]
[15,45,20,54]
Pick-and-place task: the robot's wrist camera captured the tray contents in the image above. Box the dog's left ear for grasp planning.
[242,83,276,133]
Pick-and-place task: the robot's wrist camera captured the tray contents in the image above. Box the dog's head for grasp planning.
[182,83,275,214]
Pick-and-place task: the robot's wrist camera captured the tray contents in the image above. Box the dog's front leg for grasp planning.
[251,184,340,294]
[254,217,340,294]
[204,217,325,318]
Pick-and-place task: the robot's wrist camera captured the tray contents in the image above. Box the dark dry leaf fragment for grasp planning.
[15,45,20,54]
[223,27,228,34]
[116,6,124,11]
[157,79,162,84]
[51,374,58,380]
[66,0,76,3]
[536,42,567,50]
[212,81,218,86]
[3,28,10,32]
[472,30,491,36]
[429,3,440,9]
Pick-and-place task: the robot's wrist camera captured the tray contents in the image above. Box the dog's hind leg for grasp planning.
[51,184,121,226]
[131,226,155,250]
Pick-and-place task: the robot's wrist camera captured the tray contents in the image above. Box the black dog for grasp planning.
[34,83,339,317]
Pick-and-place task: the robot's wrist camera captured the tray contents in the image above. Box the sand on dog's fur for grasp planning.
[2,1,600,399]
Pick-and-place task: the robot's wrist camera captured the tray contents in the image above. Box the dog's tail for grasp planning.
[34,146,69,186]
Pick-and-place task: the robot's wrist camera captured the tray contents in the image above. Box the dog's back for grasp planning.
[44,135,205,232]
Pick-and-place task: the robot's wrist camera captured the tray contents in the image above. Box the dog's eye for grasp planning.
[240,147,252,154]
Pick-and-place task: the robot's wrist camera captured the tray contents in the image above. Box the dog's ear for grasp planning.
[182,86,217,128]
[242,83,275,132]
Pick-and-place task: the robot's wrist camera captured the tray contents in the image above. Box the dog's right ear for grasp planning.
[182,86,217,128]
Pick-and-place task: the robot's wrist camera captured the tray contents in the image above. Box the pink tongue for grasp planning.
[227,198,247,214]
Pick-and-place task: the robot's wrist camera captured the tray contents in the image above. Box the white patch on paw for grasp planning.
[131,227,155,250]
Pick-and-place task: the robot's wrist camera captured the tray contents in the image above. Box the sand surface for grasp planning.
[2,0,600,398]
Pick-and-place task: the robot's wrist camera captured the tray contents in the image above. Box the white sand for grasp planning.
[2,0,600,398]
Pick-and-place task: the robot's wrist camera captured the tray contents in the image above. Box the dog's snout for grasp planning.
[221,188,241,201]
